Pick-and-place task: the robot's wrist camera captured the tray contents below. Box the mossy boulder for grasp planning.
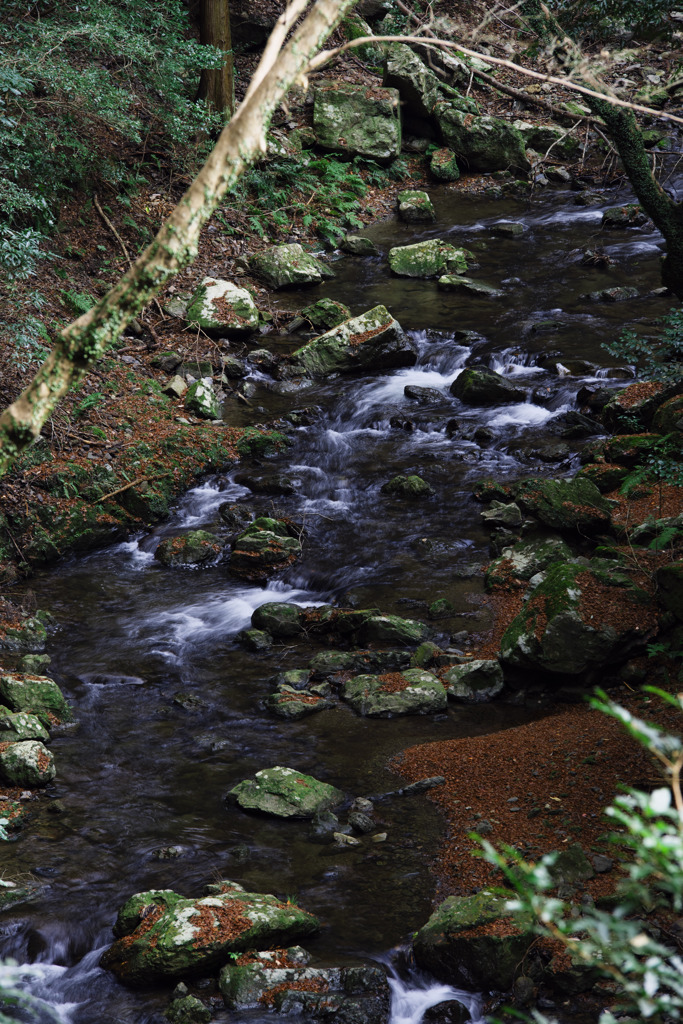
[155,531,222,567]
[652,393,683,434]
[443,660,504,703]
[341,11,384,65]
[0,614,48,652]
[602,204,648,229]
[383,43,444,122]
[576,463,629,494]
[388,240,475,279]
[185,278,260,334]
[184,380,220,420]
[438,276,502,298]
[343,669,447,717]
[230,519,302,582]
[100,882,319,985]
[602,381,673,433]
[0,673,70,726]
[397,190,435,223]
[265,687,334,719]
[300,298,351,331]
[413,891,536,990]
[251,602,304,638]
[381,474,434,499]
[601,433,666,467]
[166,994,211,1024]
[357,614,429,644]
[313,82,401,161]
[512,120,580,161]
[341,235,380,257]
[500,562,655,675]
[250,244,331,289]
[435,104,530,173]
[485,535,573,590]
[450,367,526,406]
[0,710,49,743]
[290,305,415,377]
[514,477,612,533]
[228,766,344,818]
[0,739,55,787]
[308,648,410,679]
[430,147,460,181]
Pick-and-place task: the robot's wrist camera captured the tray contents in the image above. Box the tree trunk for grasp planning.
[0,0,357,478]
[197,0,234,115]
[521,0,683,299]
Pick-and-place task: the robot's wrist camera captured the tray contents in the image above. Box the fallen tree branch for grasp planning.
[96,471,172,504]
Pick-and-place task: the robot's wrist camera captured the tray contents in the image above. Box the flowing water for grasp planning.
[0,181,674,1023]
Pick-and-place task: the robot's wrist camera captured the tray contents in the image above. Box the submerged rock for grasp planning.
[186,278,260,334]
[155,531,222,568]
[0,673,70,726]
[100,881,319,985]
[413,891,535,990]
[381,474,434,499]
[250,244,331,289]
[290,305,415,377]
[397,190,435,223]
[343,669,447,717]
[228,766,345,818]
[313,82,401,160]
[443,660,504,703]
[388,239,475,279]
[450,367,525,406]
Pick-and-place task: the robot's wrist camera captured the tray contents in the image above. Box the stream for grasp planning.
[0,180,673,1023]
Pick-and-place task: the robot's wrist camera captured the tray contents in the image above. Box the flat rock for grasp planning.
[186,278,259,334]
[228,766,345,818]
[343,669,446,717]
[290,305,415,377]
[250,244,331,289]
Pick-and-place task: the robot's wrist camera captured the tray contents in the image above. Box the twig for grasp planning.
[96,471,172,504]
[93,193,165,321]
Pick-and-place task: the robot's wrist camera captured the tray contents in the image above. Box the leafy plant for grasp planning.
[604,306,683,384]
[479,687,683,1024]
[61,290,95,316]
[1,317,50,372]
[555,0,678,35]
[72,391,105,419]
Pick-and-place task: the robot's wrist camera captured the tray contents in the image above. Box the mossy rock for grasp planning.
[236,428,290,459]
[388,239,475,279]
[230,519,302,582]
[601,204,648,229]
[290,305,415,377]
[165,993,211,1024]
[443,660,504,703]
[438,276,502,298]
[576,463,628,494]
[300,298,351,331]
[155,531,222,567]
[341,12,384,65]
[251,602,304,638]
[228,766,345,818]
[602,381,674,433]
[0,739,55,787]
[430,147,460,181]
[101,881,320,985]
[308,648,409,679]
[435,104,530,173]
[381,474,434,499]
[357,614,429,645]
[0,673,71,726]
[313,82,401,161]
[653,393,683,434]
[343,669,447,717]
[450,367,525,406]
[250,244,331,289]
[265,687,334,719]
[383,43,445,122]
[0,710,49,743]
[485,535,573,590]
[397,190,435,223]
[602,434,665,467]
[512,120,580,161]
[514,476,612,532]
[413,891,535,990]
[185,278,260,334]
[185,380,220,420]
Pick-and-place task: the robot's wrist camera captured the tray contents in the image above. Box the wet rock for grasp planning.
[655,562,683,621]
[438,276,502,298]
[488,221,524,237]
[430,147,460,181]
[184,379,220,420]
[404,385,445,403]
[388,239,475,279]
[250,244,332,289]
[228,766,345,818]
[343,669,447,717]
[290,305,415,377]
[300,298,351,331]
[165,993,211,1024]
[101,882,319,985]
[381,474,434,499]
[309,648,410,679]
[221,355,247,379]
[341,235,380,256]
[428,599,455,619]
[500,562,655,675]
[413,891,535,990]
[435,104,530,173]
[576,463,628,494]
[348,810,375,833]
[358,614,429,645]
[0,672,70,726]
[485,535,573,590]
[233,473,296,496]
[265,687,334,719]
[423,999,470,1023]
[251,602,304,638]
[237,628,272,651]
[0,710,49,743]
[602,204,648,229]
[582,286,639,303]
[230,519,302,581]
[480,501,523,528]
[514,477,612,533]
[0,740,55,787]
[397,190,435,223]
[186,278,260,334]
[218,504,254,531]
[155,531,222,568]
[313,82,401,161]
[450,367,525,405]
[443,660,504,703]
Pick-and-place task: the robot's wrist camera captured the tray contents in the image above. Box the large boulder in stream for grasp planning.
[500,562,657,675]
[413,891,536,990]
[313,81,401,160]
[250,244,331,289]
[435,104,530,173]
[0,672,71,726]
[100,881,320,985]
[343,669,447,717]
[450,367,526,406]
[388,239,475,279]
[154,530,222,567]
[289,305,415,377]
[185,278,260,334]
[228,766,345,818]
[230,518,302,581]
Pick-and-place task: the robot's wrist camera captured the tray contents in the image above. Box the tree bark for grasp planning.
[0,0,358,478]
[521,0,683,298]
[197,0,235,115]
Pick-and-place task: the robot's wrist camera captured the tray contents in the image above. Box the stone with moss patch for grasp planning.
[251,602,304,638]
[435,104,530,173]
[250,244,331,289]
[397,190,435,223]
[166,993,211,1024]
[341,235,380,257]
[0,710,49,743]
[450,367,525,406]
[383,43,445,122]
[443,660,504,703]
[100,881,319,985]
[576,463,628,494]
[186,278,259,334]
[230,519,302,582]
[0,673,70,726]
[358,614,429,645]
[300,298,351,331]
[485,535,573,590]
[290,305,415,377]
[388,240,475,279]
[601,204,648,229]
[512,120,579,161]
[381,474,434,499]
[343,669,446,717]
[228,766,344,818]
[341,12,384,65]
[184,380,219,420]
[438,276,502,298]
[413,891,535,990]
[0,739,55,787]
[265,687,334,720]
[155,530,222,568]
[313,82,401,161]
[430,147,460,181]
[515,476,612,533]
[0,614,48,652]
